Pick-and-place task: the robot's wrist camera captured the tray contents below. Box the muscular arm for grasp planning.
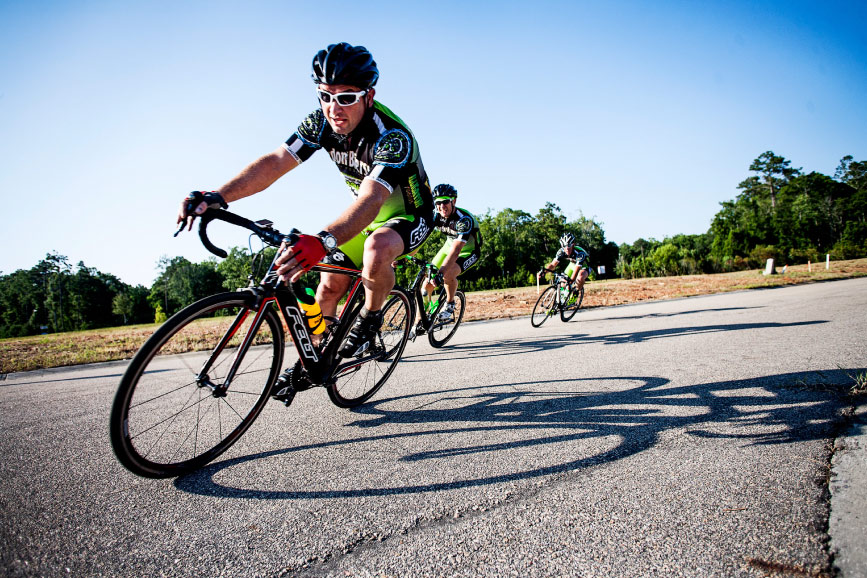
[217,145,299,203]
[177,145,299,228]
[542,259,560,272]
[273,176,391,283]
[323,177,391,244]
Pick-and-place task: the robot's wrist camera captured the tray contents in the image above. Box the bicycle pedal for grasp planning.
[349,341,371,358]
[272,386,297,407]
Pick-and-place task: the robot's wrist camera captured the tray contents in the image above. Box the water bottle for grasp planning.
[293,283,325,334]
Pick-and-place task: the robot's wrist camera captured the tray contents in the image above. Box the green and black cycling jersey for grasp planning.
[432,207,482,251]
[283,101,433,232]
[431,207,482,274]
[554,246,589,266]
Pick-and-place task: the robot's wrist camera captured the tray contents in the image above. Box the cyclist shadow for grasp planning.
[401,319,827,363]
[174,366,860,499]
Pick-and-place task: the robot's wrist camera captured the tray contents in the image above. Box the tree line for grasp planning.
[615,153,866,278]
[2,152,864,337]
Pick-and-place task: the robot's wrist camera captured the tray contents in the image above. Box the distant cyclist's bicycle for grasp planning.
[109,209,413,478]
[398,255,466,347]
[530,272,584,327]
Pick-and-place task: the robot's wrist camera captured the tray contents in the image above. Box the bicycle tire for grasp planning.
[109,292,284,478]
[428,290,466,348]
[327,288,412,408]
[530,286,557,328]
[560,285,584,322]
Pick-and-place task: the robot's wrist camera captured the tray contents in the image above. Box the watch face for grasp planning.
[320,233,337,250]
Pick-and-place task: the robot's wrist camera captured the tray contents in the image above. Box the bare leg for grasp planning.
[440,261,461,303]
[361,227,404,312]
[576,268,589,291]
[316,272,352,320]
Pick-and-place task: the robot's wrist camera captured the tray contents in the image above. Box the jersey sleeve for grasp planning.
[366,128,413,191]
[283,110,326,163]
[453,215,474,243]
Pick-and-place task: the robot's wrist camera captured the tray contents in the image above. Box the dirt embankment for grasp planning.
[463,259,867,322]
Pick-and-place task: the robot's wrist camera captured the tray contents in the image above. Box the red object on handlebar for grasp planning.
[290,234,327,272]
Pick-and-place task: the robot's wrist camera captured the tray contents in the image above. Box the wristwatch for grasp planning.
[317,230,338,254]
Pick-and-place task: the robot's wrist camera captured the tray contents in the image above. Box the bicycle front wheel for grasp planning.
[561,285,584,322]
[530,286,557,327]
[428,290,466,348]
[327,288,412,408]
[109,292,284,478]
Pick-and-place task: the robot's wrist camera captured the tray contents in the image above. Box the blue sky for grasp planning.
[2,0,865,286]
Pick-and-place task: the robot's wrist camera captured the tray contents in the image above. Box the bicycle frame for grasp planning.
[399,255,444,333]
[110,207,415,478]
[547,272,573,310]
[195,209,374,388]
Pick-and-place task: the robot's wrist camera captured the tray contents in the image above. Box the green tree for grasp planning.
[0,268,44,337]
[149,256,224,315]
[747,150,801,210]
[215,246,278,291]
[112,292,133,325]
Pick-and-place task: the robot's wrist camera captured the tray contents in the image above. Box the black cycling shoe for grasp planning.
[338,310,382,358]
[271,368,297,407]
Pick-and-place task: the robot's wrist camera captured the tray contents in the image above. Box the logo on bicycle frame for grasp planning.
[283,305,319,362]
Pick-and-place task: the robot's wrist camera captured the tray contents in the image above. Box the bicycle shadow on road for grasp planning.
[401,319,827,363]
[587,305,762,322]
[174,367,861,500]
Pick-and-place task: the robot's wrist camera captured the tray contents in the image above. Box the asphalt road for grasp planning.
[2,278,866,577]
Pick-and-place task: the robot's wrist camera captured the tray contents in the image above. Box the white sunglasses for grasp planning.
[317,89,368,106]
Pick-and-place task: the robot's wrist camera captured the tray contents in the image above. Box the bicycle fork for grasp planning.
[192,301,274,396]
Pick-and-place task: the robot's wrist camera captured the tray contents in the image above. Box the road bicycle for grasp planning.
[530,272,584,327]
[109,209,413,478]
[397,255,466,348]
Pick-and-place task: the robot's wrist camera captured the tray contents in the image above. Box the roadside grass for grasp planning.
[0,323,160,374]
[3,258,866,374]
[838,366,867,396]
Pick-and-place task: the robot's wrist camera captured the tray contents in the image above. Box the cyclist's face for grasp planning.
[435,199,455,218]
[318,84,373,134]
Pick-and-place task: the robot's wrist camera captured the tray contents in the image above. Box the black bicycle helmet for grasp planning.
[560,232,575,248]
[433,184,458,200]
[311,43,379,89]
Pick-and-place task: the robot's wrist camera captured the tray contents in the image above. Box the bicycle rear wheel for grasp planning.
[428,290,466,348]
[327,288,412,408]
[561,285,584,322]
[530,286,557,327]
[109,292,284,478]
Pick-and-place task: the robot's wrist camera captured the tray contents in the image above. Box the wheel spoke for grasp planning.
[110,294,283,478]
[327,289,411,408]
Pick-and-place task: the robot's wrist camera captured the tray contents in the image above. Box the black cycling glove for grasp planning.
[184,191,228,217]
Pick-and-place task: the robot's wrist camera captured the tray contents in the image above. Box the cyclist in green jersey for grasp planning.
[423,184,481,322]
[537,233,590,292]
[178,43,434,364]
